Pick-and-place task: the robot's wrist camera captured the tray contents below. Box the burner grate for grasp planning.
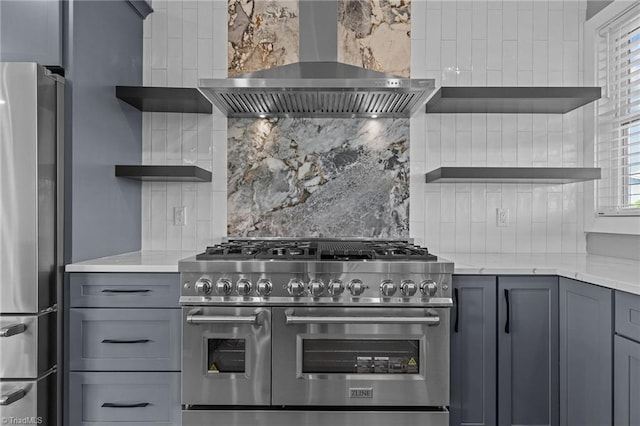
[195,239,437,261]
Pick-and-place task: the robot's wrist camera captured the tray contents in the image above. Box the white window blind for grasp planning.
[597,3,640,216]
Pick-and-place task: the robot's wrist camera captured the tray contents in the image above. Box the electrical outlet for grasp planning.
[497,208,509,227]
[174,206,186,226]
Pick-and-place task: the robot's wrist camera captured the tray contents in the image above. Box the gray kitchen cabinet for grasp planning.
[67,272,181,426]
[614,335,640,425]
[450,276,497,426]
[559,278,612,426]
[614,290,640,426]
[498,276,559,426]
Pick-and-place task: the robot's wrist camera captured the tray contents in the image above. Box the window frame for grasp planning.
[584,0,640,235]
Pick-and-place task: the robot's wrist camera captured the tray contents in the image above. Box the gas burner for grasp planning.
[196,239,438,262]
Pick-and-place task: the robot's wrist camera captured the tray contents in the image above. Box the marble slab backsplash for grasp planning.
[338,0,411,77]
[228,0,299,77]
[227,118,410,238]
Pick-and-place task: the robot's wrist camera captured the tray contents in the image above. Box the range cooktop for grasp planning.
[195,238,438,262]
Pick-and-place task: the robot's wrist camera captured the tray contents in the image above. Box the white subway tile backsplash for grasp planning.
[455,192,472,252]
[472,39,488,85]
[439,222,456,252]
[472,1,488,40]
[531,222,547,252]
[503,2,518,41]
[412,1,426,40]
[167,0,183,39]
[142,0,588,254]
[456,132,472,165]
[563,0,580,41]
[456,10,473,70]
[502,40,518,85]
[470,222,487,252]
[563,40,580,85]
[441,2,457,41]
[182,8,198,69]
[516,131,533,166]
[533,1,549,41]
[517,10,533,71]
[487,10,503,70]
[197,0,213,39]
[441,189,456,223]
[151,8,168,69]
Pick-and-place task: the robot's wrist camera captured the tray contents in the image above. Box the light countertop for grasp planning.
[440,252,639,296]
[65,250,196,273]
[66,250,640,296]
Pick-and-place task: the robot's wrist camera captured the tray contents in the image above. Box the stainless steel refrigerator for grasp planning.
[0,62,64,425]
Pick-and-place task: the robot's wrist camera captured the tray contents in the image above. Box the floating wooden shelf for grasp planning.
[425,167,602,184]
[115,86,212,113]
[425,87,601,114]
[115,165,212,182]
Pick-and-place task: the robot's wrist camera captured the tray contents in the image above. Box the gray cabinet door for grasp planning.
[614,336,640,425]
[498,276,559,426]
[559,278,612,426]
[450,276,497,426]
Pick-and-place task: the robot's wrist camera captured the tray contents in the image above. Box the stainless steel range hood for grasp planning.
[198,0,435,118]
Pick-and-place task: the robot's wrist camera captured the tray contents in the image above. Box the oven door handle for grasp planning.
[285,313,440,326]
[187,311,264,326]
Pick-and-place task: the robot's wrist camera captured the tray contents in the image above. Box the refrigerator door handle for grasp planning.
[0,388,26,406]
[0,323,26,337]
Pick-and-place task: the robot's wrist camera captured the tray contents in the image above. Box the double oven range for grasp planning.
[179,238,453,426]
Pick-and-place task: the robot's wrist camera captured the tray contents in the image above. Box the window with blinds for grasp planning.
[597,3,640,216]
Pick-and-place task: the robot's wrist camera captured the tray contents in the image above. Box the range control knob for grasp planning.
[420,280,438,297]
[379,280,397,297]
[348,279,367,297]
[194,278,212,295]
[327,279,345,296]
[400,279,418,297]
[256,278,272,297]
[308,279,325,297]
[236,278,252,296]
[215,278,233,296]
[287,279,305,297]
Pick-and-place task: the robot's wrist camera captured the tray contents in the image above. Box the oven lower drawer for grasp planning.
[182,409,449,426]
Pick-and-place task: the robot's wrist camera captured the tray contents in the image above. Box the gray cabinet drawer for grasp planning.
[69,309,181,371]
[615,291,640,343]
[69,372,180,426]
[69,273,179,308]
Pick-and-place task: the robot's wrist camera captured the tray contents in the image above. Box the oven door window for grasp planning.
[302,339,419,374]
[207,339,245,373]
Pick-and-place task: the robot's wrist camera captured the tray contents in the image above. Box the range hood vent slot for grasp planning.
[205,86,426,118]
[198,0,435,118]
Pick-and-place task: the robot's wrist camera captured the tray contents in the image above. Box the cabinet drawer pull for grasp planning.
[504,289,511,334]
[454,288,459,333]
[102,289,151,293]
[101,339,151,344]
[102,402,150,408]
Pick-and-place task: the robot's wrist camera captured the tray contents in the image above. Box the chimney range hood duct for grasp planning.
[198,0,435,118]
